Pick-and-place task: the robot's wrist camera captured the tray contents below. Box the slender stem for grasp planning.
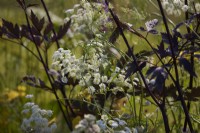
[157,0,194,132]
[22,0,72,130]
[160,104,170,133]
[105,1,170,132]
[39,0,76,116]
[183,1,196,131]
[0,37,41,61]
[105,0,159,106]
[40,0,60,48]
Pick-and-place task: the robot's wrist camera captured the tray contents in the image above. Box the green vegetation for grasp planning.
[1,0,200,133]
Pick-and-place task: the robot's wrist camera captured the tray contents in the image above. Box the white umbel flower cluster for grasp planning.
[21,95,57,133]
[72,114,101,133]
[64,0,112,38]
[96,115,140,133]
[161,0,200,16]
[52,38,135,95]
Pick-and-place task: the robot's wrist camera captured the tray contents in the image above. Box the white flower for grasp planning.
[93,78,101,85]
[101,76,108,83]
[195,3,200,12]
[21,109,30,114]
[79,79,86,86]
[21,99,56,133]
[99,83,106,91]
[91,124,101,133]
[182,5,189,12]
[88,86,96,94]
[40,109,47,116]
[50,123,57,131]
[145,19,158,32]
[73,4,80,9]
[61,76,68,83]
[113,118,127,126]
[173,9,181,17]
[84,73,92,82]
[108,120,118,128]
[132,128,138,133]
[101,115,108,121]
[115,67,121,72]
[84,114,96,121]
[96,120,106,130]
[65,9,74,14]
[24,102,35,108]
[25,94,33,99]
[145,100,151,106]
[166,4,175,15]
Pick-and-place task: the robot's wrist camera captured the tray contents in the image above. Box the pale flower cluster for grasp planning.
[72,114,101,133]
[21,95,57,133]
[52,38,135,95]
[161,0,200,16]
[72,114,144,133]
[64,0,112,38]
[88,114,142,133]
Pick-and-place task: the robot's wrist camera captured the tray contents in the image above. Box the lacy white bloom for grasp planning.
[161,0,198,16]
[73,114,100,133]
[21,96,56,133]
[108,120,118,128]
[87,86,96,94]
[195,3,200,12]
[182,5,189,12]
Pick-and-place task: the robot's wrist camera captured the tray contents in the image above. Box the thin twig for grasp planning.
[157,0,194,132]
[105,1,170,132]
[40,0,60,48]
[22,0,73,130]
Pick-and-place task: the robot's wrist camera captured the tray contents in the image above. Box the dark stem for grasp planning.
[40,0,60,48]
[0,37,41,61]
[183,1,195,131]
[40,0,75,117]
[105,0,159,106]
[157,0,194,132]
[160,104,170,133]
[22,0,72,130]
[105,1,171,132]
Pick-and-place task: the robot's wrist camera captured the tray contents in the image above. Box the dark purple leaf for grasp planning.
[21,75,52,92]
[146,66,157,76]
[125,61,146,79]
[21,25,33,40]
[151,67,167,79]
[30,11,44,32]
[138,27,146,31]
[43,23,53,35]
[155,41,169,58]
[183,33,197,40]
[185,86,200,101]
[0,26,2,37]
[109,28,119,44]
[194,54,200,60]
[2,19,20,39]
[179,57,197,77]
[31,26,41,36]
[52,20,71,41]
[161,32,172,44]
[155,73,165,91]
[33,35,42,46]
[148,29,158,34]
[16,0,24,9]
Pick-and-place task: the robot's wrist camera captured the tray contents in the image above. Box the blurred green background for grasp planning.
[1,0,200,132]
[0,0,80,132]
[0,0,152,132]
